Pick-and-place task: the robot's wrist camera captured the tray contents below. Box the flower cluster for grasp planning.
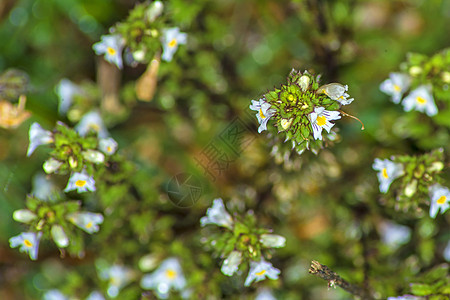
[200,198,285,286]
[250,69,358,155]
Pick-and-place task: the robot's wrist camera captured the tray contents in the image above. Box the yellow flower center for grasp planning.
[107,146,112,153]
[393,84,401,92]
[86,222,93,229]
[166,269,177,279]
[437,195,447,204]
[382,168,389,179]
[168,39,177,48]
[107,47,116,56]
[255,270,266,276]
[75,180,87,187]
[259,109,266,119]
[416,96,427,105]
[24,239,33,247]
[316,116,327,127]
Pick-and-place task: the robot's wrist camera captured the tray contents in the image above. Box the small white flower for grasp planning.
[32,173,58,200]
[255,288,277,300]
[402,85,438,116]
[379,72,411,104]
[379,221,411,248]
[99,265,134,298]
[244,259,280,287]
[444,241,450,262]
[260,234,286,248]
[55,79,82,114]
[372,158,404,193]
[75,111,109,138]
[82,149,105,164]
[308,107,341,140]
[67,211,104,234]
[249,98,276,133]
[387,296,420,300]
[13,209,37,223]
[317,83,354,105]
[86,291,105,300]
[428,184,450,218]
[51,225,69,248]
[99,137,118,155]
[27,122,53,156]
[200,198,234,229]
[140,257,187,299]
[9,231,42,260]
[221,251,242,276]
[93,34,125,69]
[43,158,63,174]
[43,289,68,300]
[146,1,164,22]
[64,170,96,193]
[161,27,187,62]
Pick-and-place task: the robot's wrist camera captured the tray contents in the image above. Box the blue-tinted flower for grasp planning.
[308,107,341,140]
[372,158,404,193]
[221,251,242,276]
[260,234,286,248]
[9,231,42,260]
[99,265,134,298]
[379,72,411,104]
[244,259,280,287]
[161,27,187,62]
[13,209,37,223]
[32,173,58,200]
[64,170,96,193]
[444,241,450,262]
[140,257,187,299]
[200,198,233,229]
[99,137,118,155]
[387,296,420,300]
[27,122,53,156]
[86,291,105,300]
[51,225,69,248]
[67,212,104,234]
[379,221,411,248]
[255,288,277,300]
[93,34,125,69]
[249,98,276,133]
[55,79,82,115]
[402,85,438,116]
[75,111,109,138]
[428,184,450,218]
[318,83,354,105]
[43,289,68,300]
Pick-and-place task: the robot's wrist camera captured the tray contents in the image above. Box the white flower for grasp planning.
[379,221,411,248]
[99,137,118,155]
[93,34,125,69]
[161,27,187,62]
[444,241,450,262]
[221,251,242,276]
[387,296,420,300]
[317,83,354,105]
[146,1,164,22]
[86,291,105,300]
[244,259,280,287]
[43,158,63,174]
[402,85,438,116]
[82,149,105,164]
[140,257,187,299]
[428,184,450,218]
[51,225,69,248]
[55,79,82,114]
[13,209,37,223]
[32,173,58,200]
[75,111,109,138]
[64,170,96,193]
[27,122,53,156]
[379,72,411,104]
[308,107,341,140]
[372,158,404,193]
[99,265,134,298]
[255,288,277,300]
[67,212,104,234]
[260,234,286,248]
[9,231,42,260]
[249,98,276,133]
[43,289,68,300]
[200,198,234,229]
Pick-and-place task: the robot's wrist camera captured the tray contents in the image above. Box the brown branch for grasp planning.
[309,260,374,300]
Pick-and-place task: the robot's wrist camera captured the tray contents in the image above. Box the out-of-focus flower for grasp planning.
[64,170,96,193]
[42,289,68,300]
[379,73,411,104]
[249,98,276,133]
[221,251,242,276]
[67,212,104,234]
[13,209,37,223]
[141,257,187,299]
[372,158,404,193]
[27,122,53,157]
[402,85,438,116]
[244,259,280,287]
[308,107,341,140]
[51,225,69,248]
[379,221,411,248]
[161,27,187,62]
[428,184,450,218]
[82,149,105,164]
[0,97,30,129]
[317,83,354,105]
[55,79,82,115]
[387,296,420,300]
[32,173,58,200]
[260,234,286,248]
[200,198,234,229]
[86,291,105,300]
[43,158,63,174]
[9,231,42,260]
[75,111,109,138]
[146,1,164,22]
[444,241,450,262]
[99,265,134,298]
[99,137,118,155]
[255,288,277,300]
[93,34,125,69]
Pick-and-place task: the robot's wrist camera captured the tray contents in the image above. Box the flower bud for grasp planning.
[68,156,78,169]
[146,1,164,22]
[404,179,417,198]
[82,150,105,164]
[428,161,444,173]
[51,225,69,248]
[260,234,286,248]
[442,71,450,84]
[43,158,63,174]
[280,118,293,131]
[138,254,159,272]
[298,75,310,91]
[409,66,422,76]
[13,209,37,223]
[221,251,242,276]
